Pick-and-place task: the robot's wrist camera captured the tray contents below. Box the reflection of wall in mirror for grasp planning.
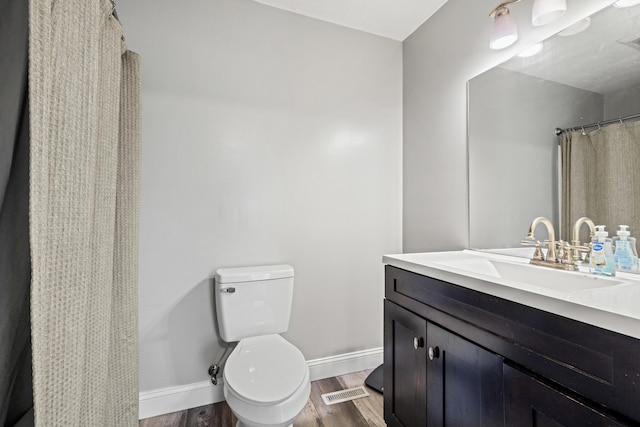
[605,85,640,118]
[468,67,602,249]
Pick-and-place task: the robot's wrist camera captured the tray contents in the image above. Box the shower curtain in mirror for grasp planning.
[29,0,140,425]
[0,0,33,425]
[560,121,640,249]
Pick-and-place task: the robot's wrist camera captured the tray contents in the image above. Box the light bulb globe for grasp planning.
[532,0,567,26]
[490,11,518,50]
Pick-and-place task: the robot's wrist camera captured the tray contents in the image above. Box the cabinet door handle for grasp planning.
[428,346,440,360]
[413,337,424,349]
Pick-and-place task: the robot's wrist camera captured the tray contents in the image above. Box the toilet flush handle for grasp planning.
[220,287,236,293]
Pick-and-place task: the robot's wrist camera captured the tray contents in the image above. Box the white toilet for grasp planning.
[215,264,310,427]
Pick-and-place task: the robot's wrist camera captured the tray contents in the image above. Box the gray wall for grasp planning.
[402,0,613,253]
[605,85,640,119]
[117,0,402,394]
[468,67,603,248]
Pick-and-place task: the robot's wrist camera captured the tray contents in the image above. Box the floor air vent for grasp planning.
[321,386,370,406]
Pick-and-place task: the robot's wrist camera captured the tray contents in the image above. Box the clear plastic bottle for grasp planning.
[613,225,638,271]
[590,225,615,276]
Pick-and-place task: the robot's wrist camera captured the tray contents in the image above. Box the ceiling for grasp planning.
[501,4,640,94]
[250,0,449,41]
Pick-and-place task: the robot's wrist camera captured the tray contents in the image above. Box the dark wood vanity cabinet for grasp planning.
[504,364,630,427]
[384,300,504,427]
[426,321,504,426]
[384,300,427,427]
[383,265,640,427]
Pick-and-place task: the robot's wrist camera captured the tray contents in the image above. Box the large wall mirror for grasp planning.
[468,3,640,251]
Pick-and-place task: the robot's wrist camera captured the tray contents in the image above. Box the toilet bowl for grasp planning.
[214,265,310,427]
[223,335,310,427]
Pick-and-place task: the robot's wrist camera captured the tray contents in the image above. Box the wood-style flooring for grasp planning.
[139,369,385,427]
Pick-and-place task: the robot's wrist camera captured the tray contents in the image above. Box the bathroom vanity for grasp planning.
[383,250,640,426]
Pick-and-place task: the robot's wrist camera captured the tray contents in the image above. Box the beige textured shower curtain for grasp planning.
[561,121,640,247]
[28,0,140,425]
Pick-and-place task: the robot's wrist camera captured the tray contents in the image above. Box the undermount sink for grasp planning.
[428,251,624,294]
[488,259,624,292]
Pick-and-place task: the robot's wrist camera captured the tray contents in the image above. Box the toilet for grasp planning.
[215,264,310,427]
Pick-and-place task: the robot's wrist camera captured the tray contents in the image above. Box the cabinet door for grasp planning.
[384,300,427,427]
[504,364,632,426]
[426,322,504,427]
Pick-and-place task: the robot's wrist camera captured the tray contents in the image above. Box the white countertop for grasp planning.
[384,249,640,340]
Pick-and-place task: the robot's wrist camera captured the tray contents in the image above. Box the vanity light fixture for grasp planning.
[489,1,520,50]
[532,0,567,26]
[490,0,567,49]
[613,0,640,7]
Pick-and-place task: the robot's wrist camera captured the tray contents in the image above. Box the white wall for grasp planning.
[402,0,613,253]
[117,0,402,400]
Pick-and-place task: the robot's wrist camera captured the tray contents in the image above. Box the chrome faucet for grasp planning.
[527,216,557,263]
[571,217,596,262]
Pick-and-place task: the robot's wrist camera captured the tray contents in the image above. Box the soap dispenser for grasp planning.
[589,225,615,276]
[613,225,638,271]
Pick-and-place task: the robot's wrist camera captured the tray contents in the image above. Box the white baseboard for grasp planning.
[307,347,383,382]
[138,379,226,420]
[139,347,383,420]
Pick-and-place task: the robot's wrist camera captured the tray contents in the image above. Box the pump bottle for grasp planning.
[589,225,615,276]
[613,225,638,271]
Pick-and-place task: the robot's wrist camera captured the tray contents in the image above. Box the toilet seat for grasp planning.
[224,334,307,405]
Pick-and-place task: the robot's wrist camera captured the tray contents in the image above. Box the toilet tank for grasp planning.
[214,264,294,342]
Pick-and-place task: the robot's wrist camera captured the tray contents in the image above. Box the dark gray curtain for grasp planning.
[0,0,33,426]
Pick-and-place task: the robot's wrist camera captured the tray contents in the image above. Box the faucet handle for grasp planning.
[520,239,540,246]
[572,244,591,252]
[521,239,544,261]
[561,242,591,266]
[574,244,591,260]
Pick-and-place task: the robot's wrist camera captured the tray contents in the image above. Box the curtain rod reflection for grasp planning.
[555,112,640,136]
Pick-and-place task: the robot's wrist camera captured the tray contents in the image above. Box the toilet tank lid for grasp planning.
[215,264,294,283]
